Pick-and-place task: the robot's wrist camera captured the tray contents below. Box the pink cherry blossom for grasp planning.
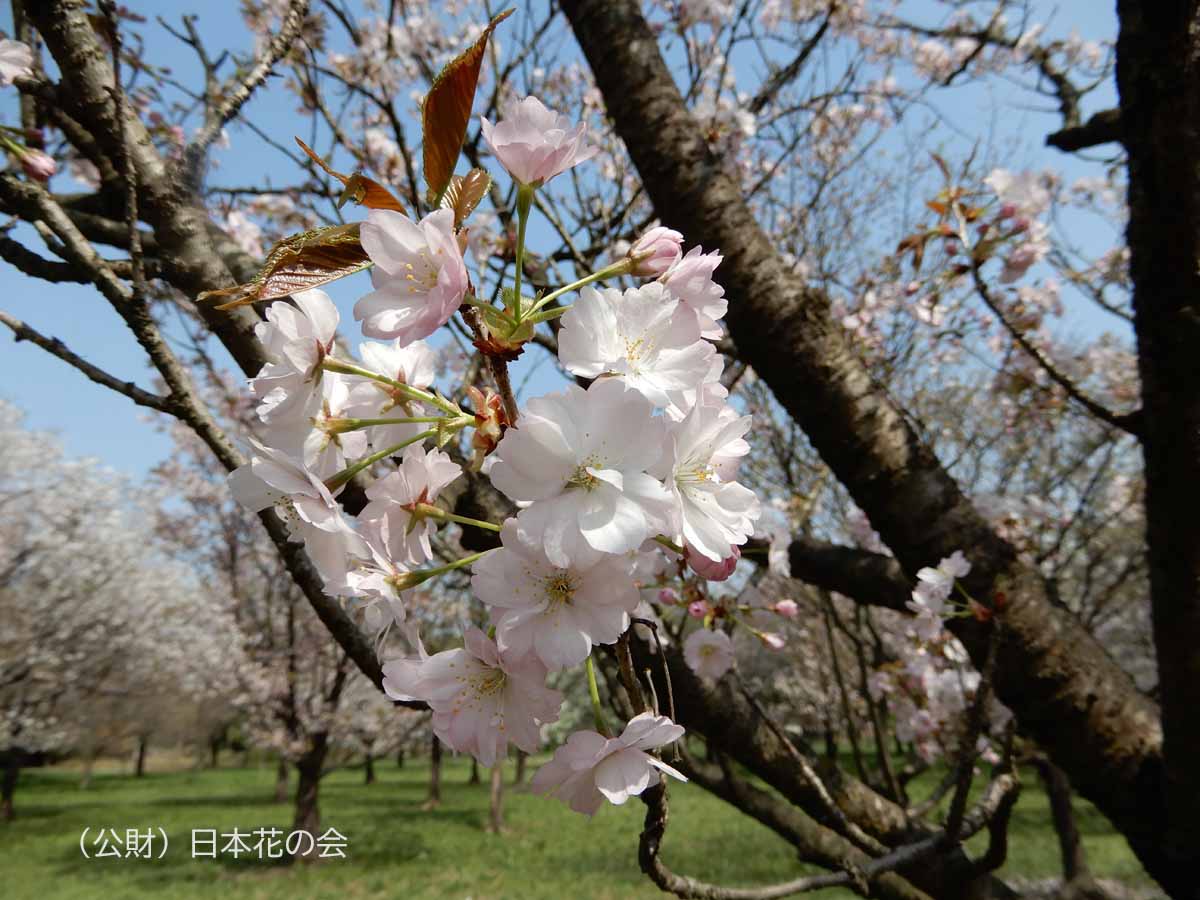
[558,283,720,411]
[359,444,462,565]
[355,208,468,345]
[628,226,683,277]
[0,39,32,87]
[759,631,786,651]
[686,543,739,580]
[687,599,708,619]
[473,520,641,670]
[19,149,56,181]
[658,588,680,606]
[773,599,799,618]
[382,627,562,766]
[529,713,686,816]
[660,246,728,339]
[344,338,438,451]
[683,628,735,680]
[480,96,598,188]
[489,379,675,567]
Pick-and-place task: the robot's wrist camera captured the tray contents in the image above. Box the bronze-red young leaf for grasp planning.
[295,137,405,212]
[422,9,514,206]
[199,223,370,309]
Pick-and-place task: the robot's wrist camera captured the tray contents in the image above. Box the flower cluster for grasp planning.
[226,96,766,814]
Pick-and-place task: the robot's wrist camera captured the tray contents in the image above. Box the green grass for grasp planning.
[0,755,1160,899]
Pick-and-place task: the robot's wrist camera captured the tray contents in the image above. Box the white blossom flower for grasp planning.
[227,438,368,594]
[481,96,598,188]
[684,628,735,680]
[558,284,720,411]
[662,395,759,561]
[0,39,32,87]
[355,208,468,345]
[383,627,562,766]
[473,520,641,670]
[359,444,462,565]
[661,246,728,339]
[250,289,339,425]
[343,338,438,451]
[489,379,675,567]
[529,713,686,815]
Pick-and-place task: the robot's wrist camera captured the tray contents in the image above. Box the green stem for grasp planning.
[524,305,572,326]
[511,184,534,323]
[527,258,633,316]
[330,415,456,433]
[585,655,611,737]
[413,503,502,533]
[394,549,496,590]
[324,429,436,491]
[322,357,461,416]
[654,535,685,556]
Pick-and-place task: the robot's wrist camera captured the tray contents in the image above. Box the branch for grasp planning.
[0,310,172,413]
[1046,108,1123,153]
[747,7,834,115]
[184,0,311,185]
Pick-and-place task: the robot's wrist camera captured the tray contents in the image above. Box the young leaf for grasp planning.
[422,9,514,207]
[440,168,492,228]
[295,137,405,212]
[199,223,371,309]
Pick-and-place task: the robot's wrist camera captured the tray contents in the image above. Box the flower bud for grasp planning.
[657,588,680,606]
[997,202,1018,220]
[773,599,799,619]
[628,226,683,277]
[686,543,739,581]
[20,149,56,182]
[687,600,708,619]
[759,632,786,651]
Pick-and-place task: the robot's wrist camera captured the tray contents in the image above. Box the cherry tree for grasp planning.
[0,1,1189,896]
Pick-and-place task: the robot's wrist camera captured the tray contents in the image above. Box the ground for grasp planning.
[0,753,1163,899]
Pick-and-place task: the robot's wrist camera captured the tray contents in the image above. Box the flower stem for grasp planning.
[321,357,462,417]
[511,184,534,323]
[654,535,685,556]
[412,503,502,533]
[585,655,611,737]
[324,429,436,491]
[527,258,633,316]
[393,549,496,590]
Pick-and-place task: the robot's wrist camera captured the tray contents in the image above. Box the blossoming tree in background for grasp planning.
[0,0,1189,896]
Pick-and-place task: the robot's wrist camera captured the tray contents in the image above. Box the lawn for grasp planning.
[0,754,1162,899]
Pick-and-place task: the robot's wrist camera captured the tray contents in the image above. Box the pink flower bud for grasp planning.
[942,238,958,256]
[760,632,786,651]
[998,202,1018,220]
[20,149,56,182]
[686,543,740,581]
[658,588,680,606]
[773,599,799,619]
[1010,217,1031,235]
[687,600,708,619]
[628,226,683,277]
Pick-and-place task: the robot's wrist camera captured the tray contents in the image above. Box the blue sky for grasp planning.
[0,1,1121,476]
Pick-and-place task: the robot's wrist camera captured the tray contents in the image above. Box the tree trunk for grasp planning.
[291,736,328,861]
[487,762,504,834]
[79,750,96,790]
[468,757,480,785]
[558,0,1163,890]
[364,752,375,785]
[1,753,18,822]
[1034,757,1111,899]
[1115,1,1200,890]
[422,734,441,810]
[209,737,220,769]
[134,736,148,778]
[396,749,404,769]
[513,750,526,786]
[274,758,289,803]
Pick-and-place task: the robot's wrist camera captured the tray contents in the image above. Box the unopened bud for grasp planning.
[686,543,740,581]
[627,226,683,277]
[20,148,56,182]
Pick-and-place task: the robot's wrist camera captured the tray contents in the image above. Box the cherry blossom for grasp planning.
[355,207,468,344]
[628,226,684,277]
[686,543,739,580]
[529,713,686,815]
[382,627,562,766]
[359,444,462,565]
[660,246,728,339]
[683,628,735,680]
[0,39,32,87]
[472,520,641,670]
[489,379,674,567]
[344,338,438,451]
[250,289,339,424]
[480,96,598,188]
[662,395,759,561]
